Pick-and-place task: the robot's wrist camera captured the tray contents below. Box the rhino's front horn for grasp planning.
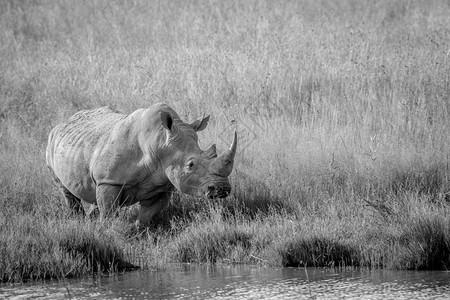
[213,131,237,176]
[226,130,237,162]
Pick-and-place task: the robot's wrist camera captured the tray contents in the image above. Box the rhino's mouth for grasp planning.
[205,184,231,199]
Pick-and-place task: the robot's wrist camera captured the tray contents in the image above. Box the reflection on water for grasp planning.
[1,265,450,299]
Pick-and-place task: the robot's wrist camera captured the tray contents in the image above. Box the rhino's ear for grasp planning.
[160,111,173,131]
[189,115,210,132]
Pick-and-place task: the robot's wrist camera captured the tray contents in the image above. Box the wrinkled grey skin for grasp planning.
[46,103,237,227]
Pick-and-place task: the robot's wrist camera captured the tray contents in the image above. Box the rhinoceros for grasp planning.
[46,103,237,227]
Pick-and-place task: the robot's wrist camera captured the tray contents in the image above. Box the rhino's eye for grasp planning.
[186,160,195,170]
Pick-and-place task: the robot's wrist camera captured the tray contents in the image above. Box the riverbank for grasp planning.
[1,0,450,282]
[1,165,449,283]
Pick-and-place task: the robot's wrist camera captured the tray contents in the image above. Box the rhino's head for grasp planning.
[159,111,236,199]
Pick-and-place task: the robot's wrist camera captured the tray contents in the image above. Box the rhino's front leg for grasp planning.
[136,192,170,228]
[86,204,99,219]
[96,184,123,220]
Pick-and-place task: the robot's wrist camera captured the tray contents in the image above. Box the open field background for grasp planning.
[1,0,450,282]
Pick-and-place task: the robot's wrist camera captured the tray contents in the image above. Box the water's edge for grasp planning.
[1,265,450,299]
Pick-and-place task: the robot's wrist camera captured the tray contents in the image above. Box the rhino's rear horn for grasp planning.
[203,144,217,159]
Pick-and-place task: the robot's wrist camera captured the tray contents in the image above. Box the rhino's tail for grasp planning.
[47,165,63,188]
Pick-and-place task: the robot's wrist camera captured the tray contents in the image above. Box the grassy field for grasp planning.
[1,0,450,282]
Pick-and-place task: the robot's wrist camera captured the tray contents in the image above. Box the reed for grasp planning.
[1,0,449,282]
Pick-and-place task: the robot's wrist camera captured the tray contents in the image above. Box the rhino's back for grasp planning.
[55,107,124,145]
[46,107,127,202]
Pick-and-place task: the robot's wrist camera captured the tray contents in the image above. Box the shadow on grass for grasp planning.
[148,169,295,232]
[395,216,450,270]
[58,229,138,275]
[279,237,359,268]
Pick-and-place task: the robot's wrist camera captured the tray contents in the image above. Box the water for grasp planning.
[1,265,450,299]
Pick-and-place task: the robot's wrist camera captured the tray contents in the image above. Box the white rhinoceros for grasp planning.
[46,103,236,227]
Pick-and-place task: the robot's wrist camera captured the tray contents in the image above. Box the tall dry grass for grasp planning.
[1,0,450,282]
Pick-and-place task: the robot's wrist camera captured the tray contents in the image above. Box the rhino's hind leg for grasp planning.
[61,186,85,216]
[48,166,85,216]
